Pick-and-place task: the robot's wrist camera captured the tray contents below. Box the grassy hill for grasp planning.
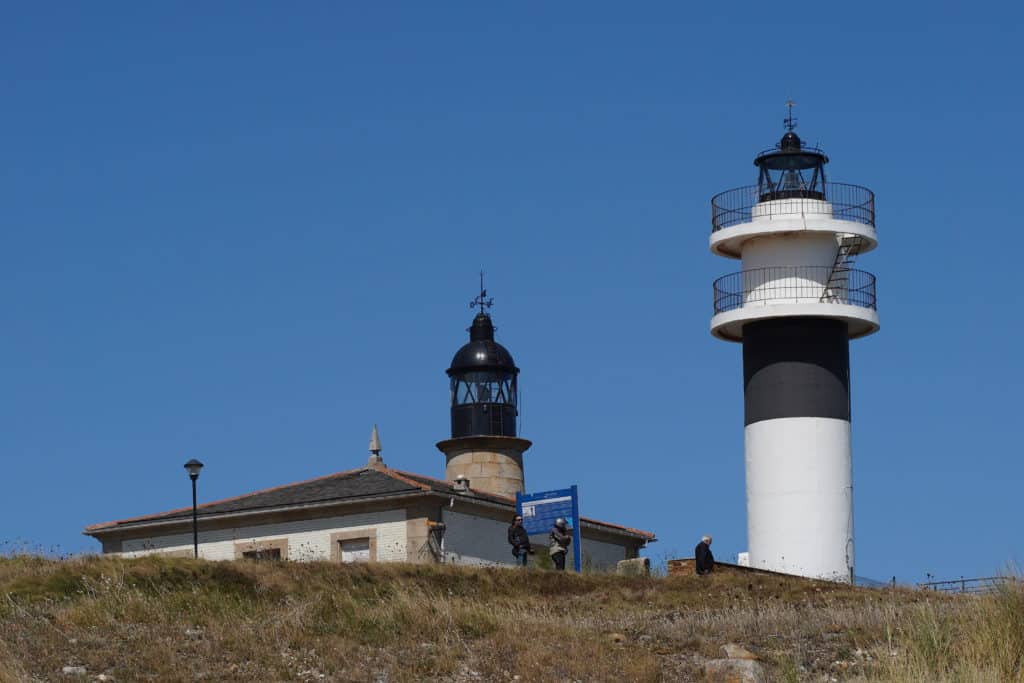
[0,556,1020,682]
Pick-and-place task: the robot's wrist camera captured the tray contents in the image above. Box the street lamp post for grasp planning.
[183,459,204,558]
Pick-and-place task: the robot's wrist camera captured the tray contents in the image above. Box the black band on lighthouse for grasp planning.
[742,318,850,426]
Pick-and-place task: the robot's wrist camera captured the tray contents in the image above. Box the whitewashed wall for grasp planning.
[115,506,636,571]
[119,510,407,562]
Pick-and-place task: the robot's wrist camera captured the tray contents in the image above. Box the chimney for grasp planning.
[367,424,385,468]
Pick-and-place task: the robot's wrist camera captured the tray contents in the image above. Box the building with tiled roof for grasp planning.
[83,291,655,569]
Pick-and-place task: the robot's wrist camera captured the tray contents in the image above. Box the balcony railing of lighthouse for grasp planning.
[711,182,875,232]
[712,266,877,314]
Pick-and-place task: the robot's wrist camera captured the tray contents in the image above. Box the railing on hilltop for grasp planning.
[918,576,1019,594]
[711,182,875,232]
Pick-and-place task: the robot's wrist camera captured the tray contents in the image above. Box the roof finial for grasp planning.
[784,99,798,132]
[367,424,384,468]
[469,270,493,312]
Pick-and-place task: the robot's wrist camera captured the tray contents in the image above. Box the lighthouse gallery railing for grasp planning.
[711,182,875,232]
[713,266,876,314]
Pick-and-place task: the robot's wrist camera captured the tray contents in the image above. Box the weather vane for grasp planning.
[784,99,798,132]
[470,270,493,310]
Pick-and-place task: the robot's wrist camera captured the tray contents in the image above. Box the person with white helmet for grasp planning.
[549,518,572,571]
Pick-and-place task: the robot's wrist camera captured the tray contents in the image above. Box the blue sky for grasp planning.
[2,2,1022,582]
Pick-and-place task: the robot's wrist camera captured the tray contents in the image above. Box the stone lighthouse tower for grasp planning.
[436,282,532,497]
[709,106,879,582]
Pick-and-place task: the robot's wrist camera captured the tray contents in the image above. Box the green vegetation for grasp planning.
[0,556,1019,681]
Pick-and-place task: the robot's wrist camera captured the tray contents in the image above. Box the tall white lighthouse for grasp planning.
[709,108,879,582]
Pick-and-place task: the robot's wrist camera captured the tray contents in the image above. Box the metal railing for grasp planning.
[755,143,827,158]
[918,576,1019,595]
[712,266,877,314]
[711,182,875,232]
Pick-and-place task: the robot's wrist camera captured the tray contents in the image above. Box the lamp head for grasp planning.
[184,458,204,480]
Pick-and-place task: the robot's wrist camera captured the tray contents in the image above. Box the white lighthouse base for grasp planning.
[744,417,854,582]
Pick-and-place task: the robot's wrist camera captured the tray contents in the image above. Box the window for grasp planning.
[451,375,517,406]
[340,538,370,563]
[330,530,378,563]
[242,548,282,561]
[234,539,288,560]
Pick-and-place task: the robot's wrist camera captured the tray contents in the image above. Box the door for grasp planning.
[340,538,370,563]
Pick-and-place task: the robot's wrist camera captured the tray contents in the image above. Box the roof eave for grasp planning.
[420,490,655,541]
[83,489,433,538]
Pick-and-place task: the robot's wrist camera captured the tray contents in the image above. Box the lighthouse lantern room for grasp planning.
[435,279,533,499]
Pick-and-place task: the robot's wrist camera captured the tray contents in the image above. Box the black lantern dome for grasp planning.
[449,313,517,370]
[447,290,519,439]
[754,119,829,202]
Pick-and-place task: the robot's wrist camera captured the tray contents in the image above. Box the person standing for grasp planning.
[507,514,532,567]
[695,535,714,575]
[549,518,572,571]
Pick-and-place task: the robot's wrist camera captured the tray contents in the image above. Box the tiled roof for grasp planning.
[84,467,655,541]
[83,468,426,532]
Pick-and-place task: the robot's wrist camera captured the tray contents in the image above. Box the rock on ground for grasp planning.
[703,658,768,683]
[721,643,758,660]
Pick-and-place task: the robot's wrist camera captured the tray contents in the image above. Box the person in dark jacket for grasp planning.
[549,518,572,571]
[507,514,532,566]
[695,535,714,575]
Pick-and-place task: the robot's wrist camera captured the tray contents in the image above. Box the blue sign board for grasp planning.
[516,485,582,572]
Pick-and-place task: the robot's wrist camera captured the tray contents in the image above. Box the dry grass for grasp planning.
[860,580,1024,683]
[0,556,1018,682]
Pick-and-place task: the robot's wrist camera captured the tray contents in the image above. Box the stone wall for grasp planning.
[436,435,531,498]
[668,558,787,578]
